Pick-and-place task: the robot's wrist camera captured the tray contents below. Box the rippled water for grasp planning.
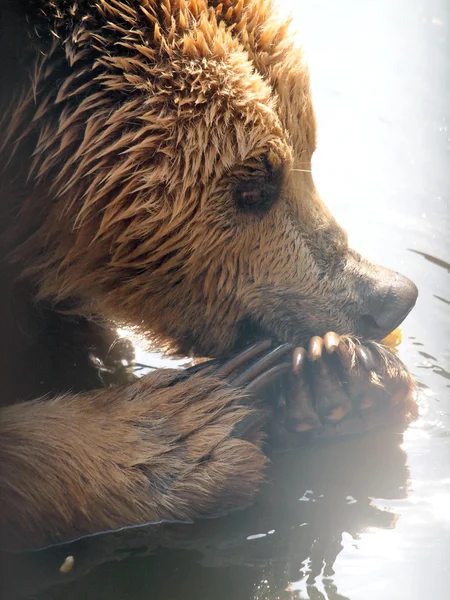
[3,0,449,599]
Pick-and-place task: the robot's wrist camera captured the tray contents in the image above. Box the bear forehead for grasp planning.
[38,0,316,159]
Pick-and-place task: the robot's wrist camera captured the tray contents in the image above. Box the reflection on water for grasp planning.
[2,431,412,600]
[2,0,449,599]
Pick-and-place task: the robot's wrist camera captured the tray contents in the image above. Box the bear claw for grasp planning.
[229,344,293,387]
[292,347,307,374]
[323,331,340,354]
[215,339,273,378]
[355,344,376,372]
[308,336,324,361]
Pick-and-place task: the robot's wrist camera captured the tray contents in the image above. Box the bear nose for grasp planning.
[361,269,418,339]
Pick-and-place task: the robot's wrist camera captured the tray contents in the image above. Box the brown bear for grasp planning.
[0,0,418,551]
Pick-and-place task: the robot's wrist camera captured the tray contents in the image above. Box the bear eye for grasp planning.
[234,166,283,214]
[234,183,264,209]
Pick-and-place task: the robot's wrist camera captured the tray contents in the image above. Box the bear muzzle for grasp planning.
[358,268,418,340]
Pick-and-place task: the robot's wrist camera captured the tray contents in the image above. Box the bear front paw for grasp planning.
[277,333,417,438]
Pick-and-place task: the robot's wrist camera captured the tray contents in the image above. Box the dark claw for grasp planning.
[244,362,292,395]
[308,336,324,361]
[324,331,340,354]
[215,339,273,378]
[292,347,307,374]
[355,345,376,372]
[230,344,293,387]
[335,339,354,371]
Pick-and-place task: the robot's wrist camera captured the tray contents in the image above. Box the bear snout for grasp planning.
[358,268,418,340]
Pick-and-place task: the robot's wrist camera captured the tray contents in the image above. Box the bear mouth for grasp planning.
[358,314,405,341]
[231,311,408,359]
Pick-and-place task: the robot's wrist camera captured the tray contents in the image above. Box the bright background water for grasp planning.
[4,0,449,598]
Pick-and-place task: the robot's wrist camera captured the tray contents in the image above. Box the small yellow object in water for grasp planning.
[59,555,74,574]
[382,327,403,348]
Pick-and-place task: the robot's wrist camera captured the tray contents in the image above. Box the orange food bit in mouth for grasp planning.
[382,327,403,348]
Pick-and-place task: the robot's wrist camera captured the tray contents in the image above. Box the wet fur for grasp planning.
[1,369,267,549]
